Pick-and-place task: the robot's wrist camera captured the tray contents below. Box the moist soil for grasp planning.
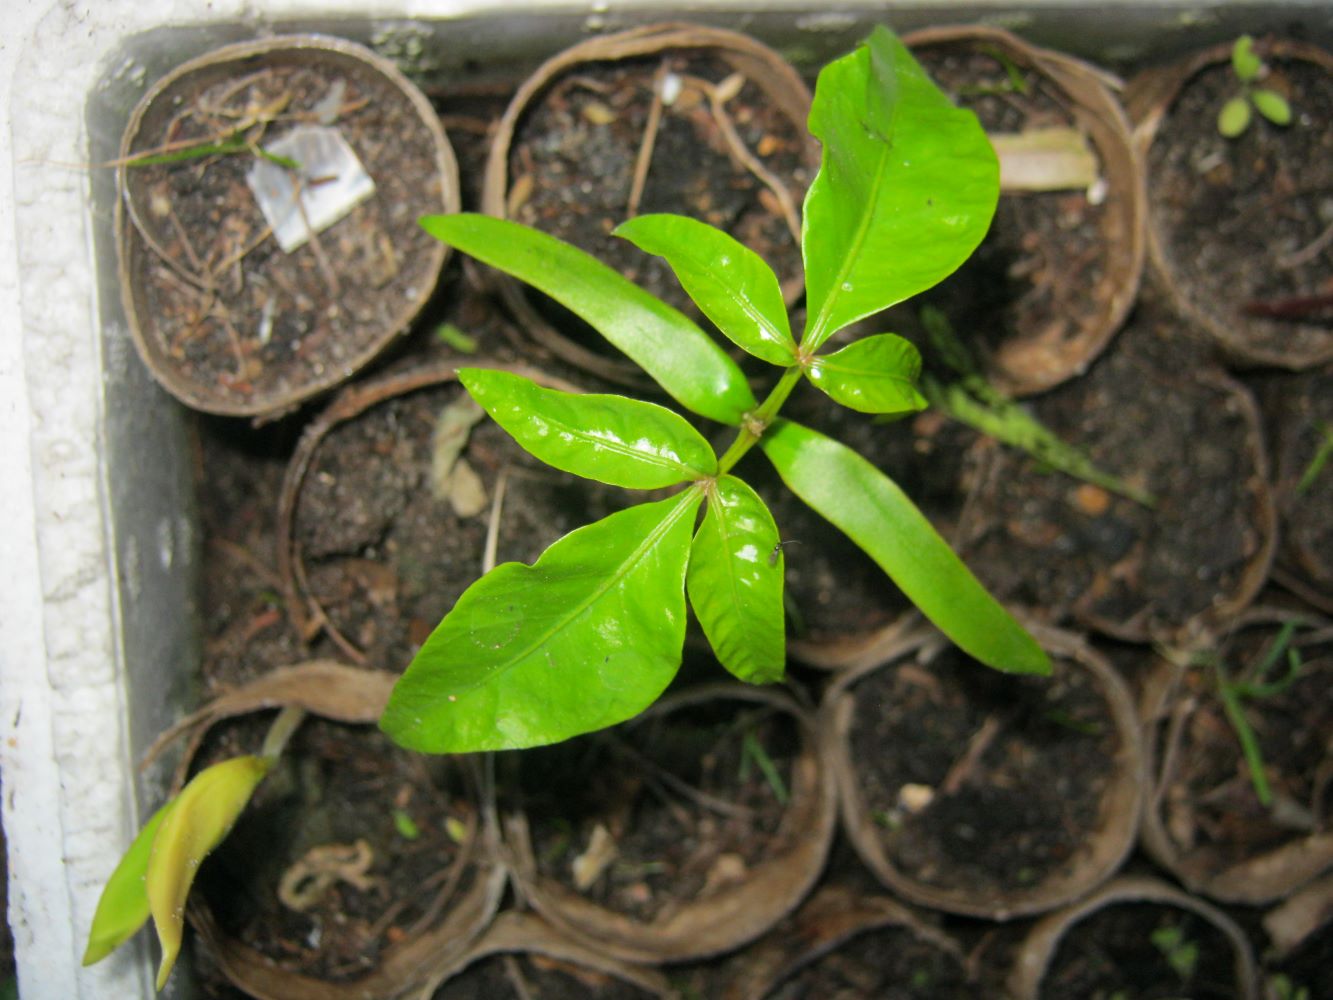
[761,924,972,1000]
[507,52,810,346]
[908,44,1119,394]
[957,298,1269,640]
[193,714,484,983]
[1145,50,1333,366]
[1038,902,1243,999]
[506,694,800,924]
[291,377,632,673]
[1155,623,1332,874]
[122,55,446,410]
[433,953,659,1000]
[848,646,1121,898]
[1256,368,1333,603]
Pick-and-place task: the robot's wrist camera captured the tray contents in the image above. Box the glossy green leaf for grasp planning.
[420,214,756,424]
[1251,88,1292,126]
[687,476,786,684]
[801,27,998,351]
[82,801,175,967]
[383,490,704,753]
[1232,35,1262,82]
[805,334,927,415]
[147,755,272,989]
[759,419,1049,675]
[460,367,716,488]
[614,214,797,366]
[1218,96,1252,137]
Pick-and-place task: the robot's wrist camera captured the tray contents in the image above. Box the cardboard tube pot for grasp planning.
[501,682,837,964]
[275,359,594,670]
[901,25,1145,397]
[1007,876,1259,1000]
[1128,38,1333,370]
[116,35,459,418]
[154,662,505,999]
[1137,609,1333,905]
[730,886,973,1000]
[423,911,672,998]
[825,623,1143,920]
[481,22,818,386]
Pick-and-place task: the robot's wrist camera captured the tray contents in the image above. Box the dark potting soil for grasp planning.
[508,52,810,337]
[909,44,1118,393]
[123,58,446,408]
[1256,368,1333,598]
[738,381,989,644]
[509,696,801,924]
[194,715,485,983]
[432,953,658,1000]
[292,379,632,674]
[1146,51,1333,365]
[762,923,972,1000]
[1039,902,1243,999]
[849,646,1120,897]
[958,301,1269,640]
[1157,624,1332,872]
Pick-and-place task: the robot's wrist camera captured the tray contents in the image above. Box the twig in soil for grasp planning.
[210,537,285,590]
[691,71,803,245]
[483,464,511,576]
[940,713,1005,795]
[626,60,670,219]
[606,735,756,823]
[1241,292,1333,322]
[1277,217,1333,269]
[503,955,538,1000]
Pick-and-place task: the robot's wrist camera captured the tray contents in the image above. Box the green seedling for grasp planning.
[1218,35,1293,138]
[382,26,1049,756]
[84,26,1052,987]
[915,307,1156,507]
[1296,421,1333,494]
[1195,621,1308,807]
[1150,922,1199,982]
[1269,973,1311,1000]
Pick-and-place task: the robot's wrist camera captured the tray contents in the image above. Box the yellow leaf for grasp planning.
[146,755,271,989]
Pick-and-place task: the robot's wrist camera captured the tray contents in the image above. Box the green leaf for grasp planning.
[688,476,786,684]
[615,214,797,366]
[82,801,176,967]
[759,419,1049,675]
[1232,35,1262,82]
[147,755,272,989]
[805,334,927,415]
[1251,88,1292,126]
[420,214,756,424]
[461,368,717,488]
[1218,96,1252,137]
[801,27,998,351]
[382,491,704,753]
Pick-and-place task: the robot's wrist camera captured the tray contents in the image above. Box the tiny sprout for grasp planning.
[1218,36,1293,138]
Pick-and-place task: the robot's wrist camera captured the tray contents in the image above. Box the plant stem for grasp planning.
[717,366,804,476]
[261,705,307,762]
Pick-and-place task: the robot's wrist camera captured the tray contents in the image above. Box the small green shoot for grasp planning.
[1150,922,1199,981]
[435,322,480,354]
[1295,421,1333,494]
[1269,973,1311,1000]
[392,809,421,841]
[739,727,789,805]
[916,307,1156,506]
[1218,36,1293,138]
[1197,620,1308,808]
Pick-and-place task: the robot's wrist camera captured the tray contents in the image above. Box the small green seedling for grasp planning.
[1218,36,1293,138]
[1269,973,1312,1000]
[381,26,1049,756]
[1196,620,1308,807]
[915,307,1156,506]
[1296,420,1333,494]
[1150,922,1199,982]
